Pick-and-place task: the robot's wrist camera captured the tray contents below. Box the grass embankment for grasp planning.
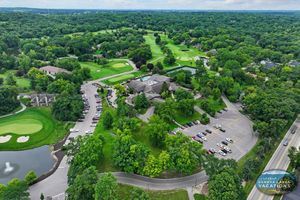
[80,59,133,80]
[0,108,71,150]
[0,70,30,88]
[118,184,189,200]
[238,119,296,195]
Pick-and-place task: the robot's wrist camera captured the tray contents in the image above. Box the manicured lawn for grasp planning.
[0,108,71,150]
[0,119,43,135]
[80,59,133,80]
[118,184,189,200]
[0,70,30,88]
[144,34,165,64]
[173,111,201,125]
[102,71,145,85]
[160,34,206,68]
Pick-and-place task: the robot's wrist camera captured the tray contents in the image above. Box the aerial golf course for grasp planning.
[0,108,70,151]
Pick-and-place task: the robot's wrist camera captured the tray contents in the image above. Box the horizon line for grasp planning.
[0,7,300,12]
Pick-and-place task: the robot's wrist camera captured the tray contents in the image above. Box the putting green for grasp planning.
[0,119,43,135]
[112,63,127,68]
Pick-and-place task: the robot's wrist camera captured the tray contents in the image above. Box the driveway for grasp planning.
[182,96,257,160]
[29,82,99,200]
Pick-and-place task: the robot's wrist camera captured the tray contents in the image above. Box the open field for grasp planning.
[80,60,133,80]
[0,70,30,88]
[118,184,189,200]
[0,108,71,150]
[144,34,165,64]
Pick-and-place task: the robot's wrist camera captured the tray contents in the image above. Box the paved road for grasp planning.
[29,82,99,200]
[0,102,26,119]
[112,171,208,191]
[247,117,300,200]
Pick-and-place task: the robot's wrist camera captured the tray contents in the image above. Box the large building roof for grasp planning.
[39,66,71,74]
[128,75,171,94]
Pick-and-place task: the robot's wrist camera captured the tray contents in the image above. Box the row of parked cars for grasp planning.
[191,129,213,143]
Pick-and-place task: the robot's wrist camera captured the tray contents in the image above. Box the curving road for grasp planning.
[29,63,210,200]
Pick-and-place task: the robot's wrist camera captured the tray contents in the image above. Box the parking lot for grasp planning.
[181,96,257,160]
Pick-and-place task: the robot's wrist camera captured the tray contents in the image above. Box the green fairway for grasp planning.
[102,71,144,85]
[144,34,165,64]
[0,108,71,150]
[160,34,206,67]
[80,59,133,80]
[0,119,43,135]
[0,70,30,88]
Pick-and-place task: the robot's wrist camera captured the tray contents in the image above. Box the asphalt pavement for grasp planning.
[29,82,99,200]
[247,117,300,200]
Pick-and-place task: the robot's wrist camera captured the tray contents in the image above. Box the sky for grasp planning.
[0,0,300,10]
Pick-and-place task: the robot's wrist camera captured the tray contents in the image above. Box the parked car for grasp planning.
[218,150,226,156]
[221,149,228,154]
[226,138,233,143]
[209,148,216,154]
[197,133,204,138]
[192,136,203,143]
[221,141,228,146]
[205,129,212,134]
[77,119,84,122]
[85,130,92,134]
[202,132,207,136]
[223,108,228,112]
[220,128,226,132]
[224,146,232,153]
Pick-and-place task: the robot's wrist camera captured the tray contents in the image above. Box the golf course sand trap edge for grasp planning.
[0,135,12,143]
[17,136,30,143]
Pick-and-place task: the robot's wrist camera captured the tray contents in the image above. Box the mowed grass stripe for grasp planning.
[144,34,165,63]
[80,60,133,80]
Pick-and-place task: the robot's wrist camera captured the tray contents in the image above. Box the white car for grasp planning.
[85,130,92,134]
[226,138,233,143]
[90,124,97,127]
[224,146,232,153]
[70,129,79,132]
[218,150,226,156]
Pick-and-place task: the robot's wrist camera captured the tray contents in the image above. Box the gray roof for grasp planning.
[128,75,171,94]
[39,66,71,74]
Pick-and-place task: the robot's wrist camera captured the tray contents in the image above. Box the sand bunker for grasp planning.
[0,135,12,143]
[17,136,30,143]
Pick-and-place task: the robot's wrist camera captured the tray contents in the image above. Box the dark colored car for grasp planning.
[221,149,228,153]
[220,128,226,132]
[205,129,212,134]
[221,141,228,146]
[202,132,207,136]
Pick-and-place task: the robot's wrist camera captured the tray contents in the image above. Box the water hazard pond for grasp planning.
[0,145,55,184]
